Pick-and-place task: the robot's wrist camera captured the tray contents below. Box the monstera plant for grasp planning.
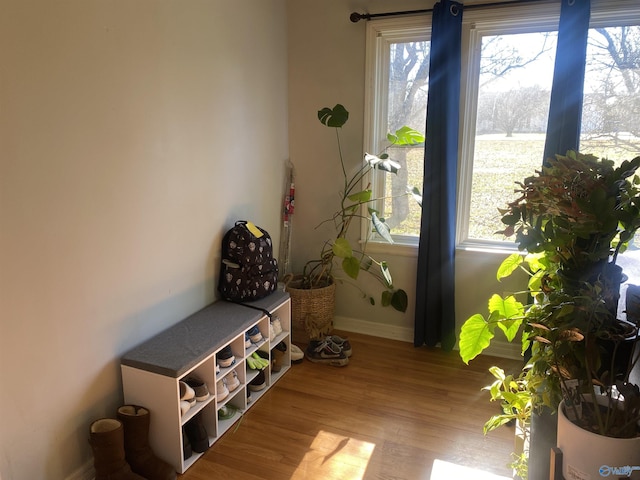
[298,104,424,312]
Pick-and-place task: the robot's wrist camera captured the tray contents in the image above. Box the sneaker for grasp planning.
[180,381,196,406]
[271,316,283,336]
[216,379,229,402]
[226,370,240,392]
[185,377,210,402]
[247,388,252,403]
[326,335,353,357]
[248,370,266,392]
[217,404,237,420]
[216,363,221,375]
[180,400,191,416]
[246,326,263,344]
[305,339,349,367]
[217,345,235,368]
[244,332,252,349]
[290,344,304,364]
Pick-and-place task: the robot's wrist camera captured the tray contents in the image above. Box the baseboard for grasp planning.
[333,315,414,343]
[334,315,523,361]
[65,460,93,480]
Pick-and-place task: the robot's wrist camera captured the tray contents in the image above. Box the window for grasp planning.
[364,0,640,251]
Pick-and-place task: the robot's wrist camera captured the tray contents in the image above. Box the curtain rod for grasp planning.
[350,0,554,23]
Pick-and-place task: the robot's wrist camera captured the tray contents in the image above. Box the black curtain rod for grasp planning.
[350,0,553,23]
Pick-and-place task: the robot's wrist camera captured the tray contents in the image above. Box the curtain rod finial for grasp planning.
[350,12,366,23]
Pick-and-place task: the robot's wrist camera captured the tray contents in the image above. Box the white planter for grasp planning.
[557,398,640,480]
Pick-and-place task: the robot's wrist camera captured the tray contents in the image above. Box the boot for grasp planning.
[116,405,177,480]
[89,419,146,480]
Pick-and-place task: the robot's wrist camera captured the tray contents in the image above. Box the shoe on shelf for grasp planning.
[217,404,237,421]
[180,400,191,416]
[216,363,221,375]
[246,326,263,344]
[268,322,276,342]
[182,427,192,460]
[248,370,266,392]
[185,377,210,402]
[290,344,304,364]
[180,381,196,406]
[217,345,235,368]
[244,332,252,349]
[305,339,349,367]
[271,316,283,336]
[246,388,252,404]
[272,347,284,373]
[216,379,229,402]
[326,335,353,357]
[184,413,209,454]
[226,370,240,392]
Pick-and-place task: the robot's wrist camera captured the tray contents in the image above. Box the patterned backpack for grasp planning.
[218,221,278,302]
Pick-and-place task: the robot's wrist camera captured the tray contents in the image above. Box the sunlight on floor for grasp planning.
[430,459,512,480]
[291,430,375,479]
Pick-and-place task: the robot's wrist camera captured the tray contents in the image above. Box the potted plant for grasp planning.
[286,104,424,341]
[459,151,640,479]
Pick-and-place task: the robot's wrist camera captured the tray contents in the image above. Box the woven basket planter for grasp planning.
[285,275,335,343]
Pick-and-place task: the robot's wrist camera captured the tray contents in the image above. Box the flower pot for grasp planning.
[285,274,335,343]
[557,398,640,480]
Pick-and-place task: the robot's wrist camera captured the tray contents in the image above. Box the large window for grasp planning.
[364,0,640,250]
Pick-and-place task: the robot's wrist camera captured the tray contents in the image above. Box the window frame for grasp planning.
[364,0,640,256]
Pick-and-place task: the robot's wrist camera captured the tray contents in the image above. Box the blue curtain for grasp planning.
[414,0,463,350]
[542,0,591,164]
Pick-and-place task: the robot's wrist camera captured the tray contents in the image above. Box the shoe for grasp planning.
[226,371,240,392]
[182,427,192,460]
[268,322,276,342]
[184,413,209,453]
[180,381,196,407]
[271,316,283,336]
[246,389,252,403]
[244,332,252,349]
[217,345,235,368]
[246,326,263,344]
[272,347,284,373]
[326,335,353,357]
[290,344,304,364]
[216,363,221,375]
[305,339,349,367]
[180,400,191,416]
[217,404,237,420]
[216,379,229,402]
[248,370,266,392]
[185,377,210,402]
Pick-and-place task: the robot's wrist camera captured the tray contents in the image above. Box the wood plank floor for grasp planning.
[178,331,523,480]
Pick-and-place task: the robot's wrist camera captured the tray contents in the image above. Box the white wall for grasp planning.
[287,0,523,355]
[0,1,288,478]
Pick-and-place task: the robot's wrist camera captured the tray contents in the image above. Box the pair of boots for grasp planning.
[89,405,176,480]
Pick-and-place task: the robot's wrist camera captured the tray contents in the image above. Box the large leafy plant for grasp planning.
[301,104,424,312]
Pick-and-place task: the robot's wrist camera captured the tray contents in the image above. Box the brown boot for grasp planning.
[117,405,177,480]
[89,419,146,480]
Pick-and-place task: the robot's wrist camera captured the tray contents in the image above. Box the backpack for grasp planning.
[218,220,278,302]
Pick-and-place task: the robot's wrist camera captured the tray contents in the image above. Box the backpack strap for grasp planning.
[226,300,272,319]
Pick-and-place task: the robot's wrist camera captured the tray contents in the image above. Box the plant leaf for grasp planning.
[341,256,360,279]
[488,294,523,319]
[372,212,394,244]
[497,253,523,281]
[380,261,393,286]
[332,238,353,258]
[347,190,372,203]
[391,289,408,312]
[459,314,495,364]
[408,186,422,207]
[387,126,425,145]
[318,104,349,128]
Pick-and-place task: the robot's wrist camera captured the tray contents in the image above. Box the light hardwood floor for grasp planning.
[178,331,523,480]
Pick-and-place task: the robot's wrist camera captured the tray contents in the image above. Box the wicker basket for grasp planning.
[285,275,335,344]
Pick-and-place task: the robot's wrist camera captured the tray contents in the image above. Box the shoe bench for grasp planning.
[120,291,291,474]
